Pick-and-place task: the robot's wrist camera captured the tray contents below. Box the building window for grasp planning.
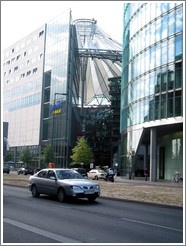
[16,46,19,52]
[21,42,25,49]
[33,68,38,74]
[15,76,19,82]
[21,73,25,79]
[28,48,32,55]
[34,45,39,51]
[32,57,36,64]
[27,70,31,76]
[14,66,18,72]
[16,55,20,61]
[12,49,14,54]
[26,60,30,66]
[26,38,31,45]
[6,60,10,65]
[38,54,43,60]
[33,35,37,41]
[39,30,44,37]
[4,72,6,76]
[20,63,24,69]
[9,69,11,74]
[36,78,41,90]
[11,58,15,63]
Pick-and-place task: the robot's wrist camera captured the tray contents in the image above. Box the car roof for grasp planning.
[38,168,73,172]
[71,168,86,170]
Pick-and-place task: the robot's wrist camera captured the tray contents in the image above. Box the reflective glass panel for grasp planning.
[168,37,175,63]
[168,11,175,36]
[162,14,168,39]
[161,40,167,65]
[175,34,183,61]
[161,94,167,118]
[176,7,183,33]
[167,92,173,117]
[168,65,174,90]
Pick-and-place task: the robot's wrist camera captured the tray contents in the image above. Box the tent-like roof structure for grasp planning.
[74,19,122,106]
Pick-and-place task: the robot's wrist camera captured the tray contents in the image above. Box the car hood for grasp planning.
[58,179,98,186]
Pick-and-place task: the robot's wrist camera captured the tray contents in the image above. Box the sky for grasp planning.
[1,1,125,51]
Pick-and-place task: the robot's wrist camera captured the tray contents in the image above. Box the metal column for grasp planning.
[150,128,157,182]
[144,144,148,170]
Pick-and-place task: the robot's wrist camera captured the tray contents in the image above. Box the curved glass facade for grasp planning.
[121,3,183,129]
[121,3,183,179]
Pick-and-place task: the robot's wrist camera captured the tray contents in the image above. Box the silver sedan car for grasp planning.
[28,168,100,202]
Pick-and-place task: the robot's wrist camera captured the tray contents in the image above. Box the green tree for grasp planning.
[19,146,32,166]
[70,136,93,166]
[4,151,14,163]
[40,144,53,165]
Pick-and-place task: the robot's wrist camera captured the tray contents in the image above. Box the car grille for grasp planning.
[76,192,99,197]
[82,186,94,189]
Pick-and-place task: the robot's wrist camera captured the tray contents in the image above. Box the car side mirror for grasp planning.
[50,176,56,180]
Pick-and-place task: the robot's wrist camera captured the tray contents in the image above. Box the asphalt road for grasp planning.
[3,185,183,244]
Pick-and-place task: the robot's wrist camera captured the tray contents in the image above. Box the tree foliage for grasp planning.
[4,151,14,163]
[19,146,32,165]
[70,137,93,166]
[40,144,52,164]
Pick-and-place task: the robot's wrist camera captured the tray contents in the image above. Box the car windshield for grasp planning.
[79,170,86,173]
[99,170,105,173]
[56,170,84,180]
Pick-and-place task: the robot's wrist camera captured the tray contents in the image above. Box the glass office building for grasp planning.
[3,10,122,169]
[41,9,81,167]
[121,3,183,181]
[3,9,81,168]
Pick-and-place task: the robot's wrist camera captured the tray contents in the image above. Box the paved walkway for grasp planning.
[8,171,183,189]
[113,176,183,188]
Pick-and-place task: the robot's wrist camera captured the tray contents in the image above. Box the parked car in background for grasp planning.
[17,167,34,175]
[88,169,106,180]
[3,167,10,174]
[71,168,87,178]
[34,168,42,174]
[28,168,100,202]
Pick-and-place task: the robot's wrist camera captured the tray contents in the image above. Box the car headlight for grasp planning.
[70,185,82,190]
[94,185,99,189]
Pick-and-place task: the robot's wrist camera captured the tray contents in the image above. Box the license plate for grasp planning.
[84,190,94,194]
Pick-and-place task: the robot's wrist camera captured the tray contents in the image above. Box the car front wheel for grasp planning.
[58,188,66,202]
[31,185,40,198]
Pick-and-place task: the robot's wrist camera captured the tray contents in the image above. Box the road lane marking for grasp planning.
[121,218,182,232]
[3,218,82,243]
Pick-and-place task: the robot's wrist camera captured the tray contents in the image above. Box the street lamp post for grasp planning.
[50,93,67,165]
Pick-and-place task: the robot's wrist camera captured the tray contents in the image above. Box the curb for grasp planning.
[4,184,183,210]
[98,196,183,210]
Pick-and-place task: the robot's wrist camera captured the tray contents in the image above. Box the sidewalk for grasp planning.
[114,176,183,188]
[3,172,183,207]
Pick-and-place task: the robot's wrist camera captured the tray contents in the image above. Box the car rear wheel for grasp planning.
[31,185,40,198]
[58,188,66,202]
